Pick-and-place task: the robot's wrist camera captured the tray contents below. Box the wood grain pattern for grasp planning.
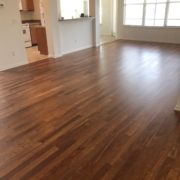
[0,40,180,179]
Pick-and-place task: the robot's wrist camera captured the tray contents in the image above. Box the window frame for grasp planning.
[123,0,180,28]
[124,1,145,26]
[167,1,180,26]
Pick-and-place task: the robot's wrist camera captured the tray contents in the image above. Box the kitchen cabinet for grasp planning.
[19,0,34,11]
[36,27,48,55]
[29,22,41,45]
[30,26,38,45]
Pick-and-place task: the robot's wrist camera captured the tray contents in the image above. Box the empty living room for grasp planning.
[0,0,180,179]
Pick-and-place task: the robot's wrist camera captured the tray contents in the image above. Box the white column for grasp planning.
[89,0,100,47]
[44,0,63,58]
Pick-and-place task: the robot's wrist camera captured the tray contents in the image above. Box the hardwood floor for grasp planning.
[0,40,180,179]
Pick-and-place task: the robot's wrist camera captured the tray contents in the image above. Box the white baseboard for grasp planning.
[39,44,96,59]
[0,45,93,71]
[0,61,27,71]
[119,37,180,45]
[62,45,93,56]
[48,54,62,59]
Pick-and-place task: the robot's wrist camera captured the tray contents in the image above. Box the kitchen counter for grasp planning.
[22,20,41,24]
[59,17,95,22]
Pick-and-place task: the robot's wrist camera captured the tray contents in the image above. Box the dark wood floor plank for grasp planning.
[0,40,180,179]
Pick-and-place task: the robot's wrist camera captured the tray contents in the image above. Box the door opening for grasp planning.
[99,0,117,45]
[19,0,48,64]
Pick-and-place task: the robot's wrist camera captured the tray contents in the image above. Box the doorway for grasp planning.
[19,0,48,64]
[99,0,117,45]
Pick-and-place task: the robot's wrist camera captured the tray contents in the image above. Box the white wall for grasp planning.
[89,0,100,46]
[44,0,96,58]
[43,0,62,58]
[175,97,180,111]
[0,0,27,71]
[61,20,94,54]
[101,0,112,35]
[117,0,180,44]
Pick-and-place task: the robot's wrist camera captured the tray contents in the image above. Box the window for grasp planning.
[124,0,180,27]
[167,0,180,26]
[60,0,89,20]
[124,0,144,25]
[145,0,167,26]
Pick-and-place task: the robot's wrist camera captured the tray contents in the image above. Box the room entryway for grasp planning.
[19,0,48,64]
[99,0,117,45]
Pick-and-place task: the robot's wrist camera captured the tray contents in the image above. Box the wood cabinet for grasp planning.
[30,26,38,45]
[20,0,34,11]
[29,22,41,45]
[36,27,48,55]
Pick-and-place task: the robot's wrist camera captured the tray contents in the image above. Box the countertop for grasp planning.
[22,20,41,24]
[59,17,95,22]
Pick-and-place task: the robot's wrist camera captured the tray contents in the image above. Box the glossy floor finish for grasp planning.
[0,40,180,180]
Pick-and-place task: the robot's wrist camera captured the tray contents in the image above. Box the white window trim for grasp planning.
[123,0,180,28]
